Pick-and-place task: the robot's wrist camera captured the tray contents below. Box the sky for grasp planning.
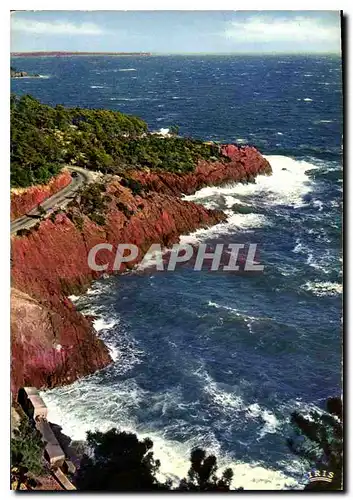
[11,10,342,54]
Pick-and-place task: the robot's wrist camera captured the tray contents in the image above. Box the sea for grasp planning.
[11,54,343,490]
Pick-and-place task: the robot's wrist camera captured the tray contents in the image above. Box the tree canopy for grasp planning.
[75,428,243,491]
[11,94,229,188]
[75,428,170,491]
[288,396,343,490]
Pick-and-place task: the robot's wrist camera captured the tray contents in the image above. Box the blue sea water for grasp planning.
[12,55,343,489]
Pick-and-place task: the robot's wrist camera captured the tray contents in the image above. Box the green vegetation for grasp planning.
[11,415,45,476]
[76,429,169,491]
[69,182,111,226]
[177,448,238,491]
[288,396,343,490]
[119,176,143,195]
[11,94,229,188]
[76,429,239,491]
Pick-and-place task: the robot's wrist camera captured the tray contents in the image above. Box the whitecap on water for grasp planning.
[179,213,268,244]
[68,294,80,302]
[313,199,324,211]
[40,370,299,490]
[184,155,318,215]
[301,281,342,297]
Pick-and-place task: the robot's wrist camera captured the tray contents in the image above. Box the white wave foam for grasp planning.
[118,68,137,72]
[93,316,120,361]
[41,378,298,490]
[158,128,170,136]
[223,195,250,208]
[90,85,105,89]
[247,404,280,439]
[292,238,304,254]
[181,154,318,240]
[207,301,259,334]
[179,213,268,244]
[184,155,317,210]
[303,98,313,102]
[207,301,257,320]
[306,253,331,275]
[301,281,342,297]
[292,239,335,275]
[93,317,116,332]
[68,294,80,302]
[313,199,324,211]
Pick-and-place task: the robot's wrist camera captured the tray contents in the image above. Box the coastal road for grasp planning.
[11,166,93,235]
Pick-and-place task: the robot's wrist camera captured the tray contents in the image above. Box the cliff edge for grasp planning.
[11,147,271,394]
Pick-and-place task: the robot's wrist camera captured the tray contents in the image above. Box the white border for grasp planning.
[2,2,349,498]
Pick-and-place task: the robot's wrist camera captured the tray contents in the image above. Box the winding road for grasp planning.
[11,166,93,235]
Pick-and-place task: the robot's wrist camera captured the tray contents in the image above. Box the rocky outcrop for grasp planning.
[130,145,271,196]
[11,68,40,78]
[11,288,111,394]
[11,170,72,220]
[11,147,272,394]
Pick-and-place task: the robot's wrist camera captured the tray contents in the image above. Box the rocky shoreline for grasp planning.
[11,145,271,395]
[11,67,40,78]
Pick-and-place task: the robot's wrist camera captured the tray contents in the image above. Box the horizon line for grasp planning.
[11,50,341,56]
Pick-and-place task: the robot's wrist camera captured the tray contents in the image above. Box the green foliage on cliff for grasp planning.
[11,415,45,475]
[76,428,239,491]
[11,94,229,188]
[69,182,110,226]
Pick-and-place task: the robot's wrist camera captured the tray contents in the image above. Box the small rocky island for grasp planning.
[11,66,39,78]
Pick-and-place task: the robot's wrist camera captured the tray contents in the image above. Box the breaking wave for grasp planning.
[301,281,343,297]
[41,367,300,490]
[184,155,317,209]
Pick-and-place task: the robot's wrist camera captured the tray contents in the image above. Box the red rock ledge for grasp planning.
[11,146,271,395]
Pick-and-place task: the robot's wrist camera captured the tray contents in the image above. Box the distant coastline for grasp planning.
[11,51,152,57]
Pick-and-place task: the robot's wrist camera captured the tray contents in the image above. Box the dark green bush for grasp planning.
[120,177,143,195]
[11,415,45,475]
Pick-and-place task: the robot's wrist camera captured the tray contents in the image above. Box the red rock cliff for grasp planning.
[11,147,271,395]
[130,145,271,195]
[11,170,72,220]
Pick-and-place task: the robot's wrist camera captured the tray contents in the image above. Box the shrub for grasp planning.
[11,415,45,475]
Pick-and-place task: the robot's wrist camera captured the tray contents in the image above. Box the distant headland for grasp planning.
[11,51,152,57]
[11,66,40,78]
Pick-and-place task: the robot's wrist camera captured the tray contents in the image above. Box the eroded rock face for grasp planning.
[130,146,272,196]
[11,185,226,394]
[11,170,72,220]
[11,288,110,394]
[11,148,272,394]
